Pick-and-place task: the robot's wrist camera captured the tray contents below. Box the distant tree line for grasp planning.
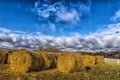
[38,46,59,52]
[80,51,120,59]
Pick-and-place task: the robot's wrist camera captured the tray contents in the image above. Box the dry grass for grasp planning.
[0,50,119,80]
[0,62,119,80]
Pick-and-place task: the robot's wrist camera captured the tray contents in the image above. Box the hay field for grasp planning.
[0,49,120,80]
[0,62,120,80]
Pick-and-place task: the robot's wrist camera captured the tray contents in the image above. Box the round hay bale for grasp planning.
[34,50,51,70]
[47,54,58,69]
[74,55,95,71]
[83,55,95,70]
[57,52,76,73]
[9,49,43,73]
[95,56,105,65]
[73,54,85,71]
[0,49,9,64]
[7,50,16,64]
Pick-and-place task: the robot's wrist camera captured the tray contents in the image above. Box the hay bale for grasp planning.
[83,55,95,70]
[0,49,9,64]
[95,56,105,65]
[9,49,43,73]
[57,52,76,73]
[74,55,95,71]
[73,54,85,71]
[47,54,58,69]
[34,50,51,70]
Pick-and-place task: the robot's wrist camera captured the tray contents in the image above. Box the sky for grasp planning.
[0,0,120,52]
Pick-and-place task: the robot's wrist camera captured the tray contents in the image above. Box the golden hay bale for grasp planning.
[0,49,10,64]
[57,52,76,73]
[9,49,43,73]
[95,56,105,65]
[83,55,95,70]
[7,50,16,64]
[47,54,58,69]
[73,54,85,71]
[74,55,95,71]
[34,50,51,70]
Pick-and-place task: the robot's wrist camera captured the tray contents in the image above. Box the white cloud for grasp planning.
[111,9,120,21]
[30,0,92,33]
[0,23,120,52]
[57,9,80,23]
[32,0,91,24]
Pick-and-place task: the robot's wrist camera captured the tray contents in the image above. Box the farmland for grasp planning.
[0,62,120,80]
[0,48,120,80]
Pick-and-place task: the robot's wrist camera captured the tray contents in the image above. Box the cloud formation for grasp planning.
[111,9,120,22]
[0,23,120,52]
[31,0,92,24]
[29,0,92,33]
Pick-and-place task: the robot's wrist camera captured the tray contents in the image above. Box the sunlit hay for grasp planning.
[73,54,85,71]
[83,55,95,70]
[7,50,16,64]
[0,49,10,64]
[74,55,95,71]
[57,52,76,73]
[9,49,43,73]
[45,52,60,69]
[95,56,105,65]
[34,50,51,70]
[47,54,58,69]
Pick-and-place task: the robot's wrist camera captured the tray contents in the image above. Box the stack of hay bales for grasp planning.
[0,49,10,64]
[95,56,105,65]
[57,53,97,73]
[9,49,43,73]
[9,48,105,73]
[57,52,76,73]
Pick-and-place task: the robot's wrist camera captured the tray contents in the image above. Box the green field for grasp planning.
[0,62,120,80]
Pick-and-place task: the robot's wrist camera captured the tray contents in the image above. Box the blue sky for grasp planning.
[0,0,120,51]
[0,0,120,35]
